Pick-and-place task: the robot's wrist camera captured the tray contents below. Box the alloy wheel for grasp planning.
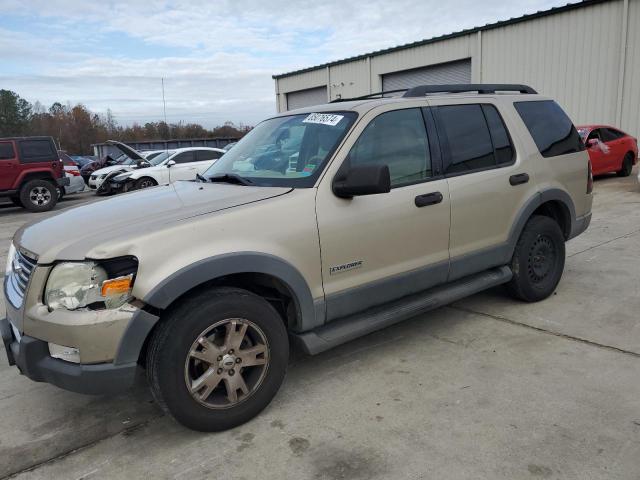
[184,318,269,409]
[29,186,52,206]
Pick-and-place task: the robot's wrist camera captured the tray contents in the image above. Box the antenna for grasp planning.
[161,77,168,125]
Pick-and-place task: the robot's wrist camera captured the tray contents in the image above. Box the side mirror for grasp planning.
[586,138,598,148]
[333,164,391,198]
[166,160,176,168]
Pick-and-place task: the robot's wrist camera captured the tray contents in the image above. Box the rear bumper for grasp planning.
[1,316,138,395]
[569,212,592,240]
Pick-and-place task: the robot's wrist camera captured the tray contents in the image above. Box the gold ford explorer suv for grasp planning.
[2,84,593,431]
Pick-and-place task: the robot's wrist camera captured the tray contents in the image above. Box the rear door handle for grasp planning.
[415,192,443,207]
[509,173,530,186]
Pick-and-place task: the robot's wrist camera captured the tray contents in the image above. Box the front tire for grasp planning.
[135,177,157,189]
[617,153,634,177]
[19,179,58,212]
[506,215,565,302]
[146,287,289,431]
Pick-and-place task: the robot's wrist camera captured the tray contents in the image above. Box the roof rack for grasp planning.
[330,84,537,103]
[403,84,537,97]
[330,89,409,102]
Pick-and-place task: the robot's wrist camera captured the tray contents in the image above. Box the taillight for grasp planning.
[69,169,81,176]
[587,159,593,194]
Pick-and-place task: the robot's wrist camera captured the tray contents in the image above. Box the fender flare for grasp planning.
[507,188,576,255]
[114,253,318,365]
[144,251,317,327]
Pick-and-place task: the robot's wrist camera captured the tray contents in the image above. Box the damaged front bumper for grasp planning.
[2,290,159,394]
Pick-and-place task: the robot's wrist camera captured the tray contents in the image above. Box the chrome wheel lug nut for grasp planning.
[217,355,222,361]
[229,369,235,376]
[236,358,241,363]
[217,368,223,374]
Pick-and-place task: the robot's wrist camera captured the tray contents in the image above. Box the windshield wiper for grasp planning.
[208,173,254,186]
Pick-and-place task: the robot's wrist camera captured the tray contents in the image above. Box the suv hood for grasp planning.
[15,181,292,263]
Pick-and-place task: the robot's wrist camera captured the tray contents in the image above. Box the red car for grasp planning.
[577,125,638,177]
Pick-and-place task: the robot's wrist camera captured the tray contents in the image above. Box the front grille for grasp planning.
[5,248,37,309]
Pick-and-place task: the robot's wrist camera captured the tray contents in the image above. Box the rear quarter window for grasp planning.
[19,139,58,163]
[514,100,583,158]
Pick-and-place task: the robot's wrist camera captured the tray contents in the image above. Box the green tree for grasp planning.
[0,89,32,136]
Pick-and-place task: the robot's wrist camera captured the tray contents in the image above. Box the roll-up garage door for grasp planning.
[286,86,328,110]
[382,59,471,94]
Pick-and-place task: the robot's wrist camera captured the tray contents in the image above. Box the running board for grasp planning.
[292,266,512,355]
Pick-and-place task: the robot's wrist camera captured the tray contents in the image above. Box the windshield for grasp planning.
[149,150,175,166]
[203,112,357,187]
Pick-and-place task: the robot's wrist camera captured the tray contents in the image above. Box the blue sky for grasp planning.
[0,0,568,128]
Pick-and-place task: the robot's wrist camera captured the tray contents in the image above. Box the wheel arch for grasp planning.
[144,252,317,331]
[508,189,576,252]
[115,253,319,366]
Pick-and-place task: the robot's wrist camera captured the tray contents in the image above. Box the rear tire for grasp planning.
[617,153,634,177]
[146,287,289,431]
[506,215,565,302]
[19,179,58,212]
[135,177,157,189]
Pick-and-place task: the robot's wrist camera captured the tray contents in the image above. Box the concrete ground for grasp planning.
[1,173,639,479]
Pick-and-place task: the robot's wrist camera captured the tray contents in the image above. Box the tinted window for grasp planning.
[586,129,602,142]
[348,108,431,186]
[172,151,196,164]
[0,142,15,160]
[437,104,494,174]
[514,100,583,157]
[19,139,58,163]
[196,150,222,161]
[601,128,625,142]
[482,105,514,165]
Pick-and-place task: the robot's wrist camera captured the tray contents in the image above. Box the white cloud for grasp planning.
[0,0,569,127]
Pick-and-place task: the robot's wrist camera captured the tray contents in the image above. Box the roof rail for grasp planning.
[330,89,408,102]
[403,84,537,97]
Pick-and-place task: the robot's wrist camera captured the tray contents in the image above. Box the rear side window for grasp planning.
[172,151,196,164]
[482,105,514,165]
[601,128,625,142]
[196,150,223,161]
[514,100,583,158]
[19,139,58,163]
[0,142,15,160]
[435,104,513,175]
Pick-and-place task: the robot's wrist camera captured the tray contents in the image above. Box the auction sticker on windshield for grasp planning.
[303,113,344,126]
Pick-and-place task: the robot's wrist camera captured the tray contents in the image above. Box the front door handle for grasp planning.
[509,173,530,186]
[415,192,443,207]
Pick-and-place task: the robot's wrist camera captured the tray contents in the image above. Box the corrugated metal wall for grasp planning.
[382,59,472,92]
[275,0,640,136]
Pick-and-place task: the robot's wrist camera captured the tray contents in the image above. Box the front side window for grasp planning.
[514,100,583,158]
[204,111,357,187]
[348,108,432,187]
[0,142,15,160]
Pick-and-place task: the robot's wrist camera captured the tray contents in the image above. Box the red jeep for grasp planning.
[0,136,69,212]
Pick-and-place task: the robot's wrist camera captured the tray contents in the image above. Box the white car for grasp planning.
[104,147,225,194]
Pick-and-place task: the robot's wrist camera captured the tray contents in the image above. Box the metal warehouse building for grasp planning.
[273,0,640,135]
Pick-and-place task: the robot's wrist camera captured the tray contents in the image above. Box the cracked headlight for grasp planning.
[44,262,134,311]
